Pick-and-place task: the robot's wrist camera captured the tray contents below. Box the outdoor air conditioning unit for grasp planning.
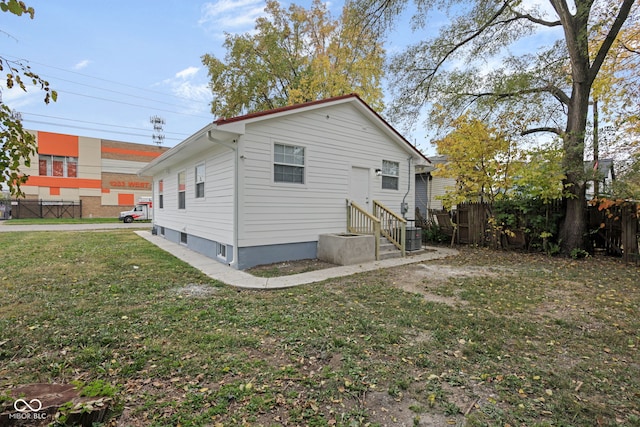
[405,227,422,251]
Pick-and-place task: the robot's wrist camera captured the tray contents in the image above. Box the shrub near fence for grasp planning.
[440,198,639,262]
[490,198,564,252]
[12,199,82,219]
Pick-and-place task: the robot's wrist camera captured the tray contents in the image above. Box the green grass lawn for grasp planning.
[0,231,638,426]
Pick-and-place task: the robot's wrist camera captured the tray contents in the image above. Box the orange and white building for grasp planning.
[20,130,168,217]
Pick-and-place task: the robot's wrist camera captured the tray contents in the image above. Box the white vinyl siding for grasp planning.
[429,176,458,211]
[238,102,415,247]
[152,144,234,246]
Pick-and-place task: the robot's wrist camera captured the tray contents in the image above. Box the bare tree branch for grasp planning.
[521,127,563,136]
[457,83,571,106]
[508,5,561,27]
[589,0,637,84]
[415,0,513,98]
[621,42,640,55]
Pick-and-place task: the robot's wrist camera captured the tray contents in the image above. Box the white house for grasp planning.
[586,158,616,199]
[415,155,457,219]
[139,94,429,270]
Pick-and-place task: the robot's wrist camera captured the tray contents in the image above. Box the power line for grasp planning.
[0,53,215,143]
[21,112,189,136]
[57,89,213,119]
[39,73,207,111]
[0,53,202,103]
[22,119,184,142]
[1,52,215,120]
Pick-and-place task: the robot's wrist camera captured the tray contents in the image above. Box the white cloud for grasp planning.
[157,66,211,115]
[173,81,210,102]
[199,0,266,33]
[73,60,91,70]
[175,67,200,79]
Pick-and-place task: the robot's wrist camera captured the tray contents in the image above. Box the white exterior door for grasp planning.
[349,167,370,211]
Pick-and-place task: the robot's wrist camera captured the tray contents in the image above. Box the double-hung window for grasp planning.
[195,164,205,198]
[381,160,399,190]
[158,179,164,209]
[274,143,305,184]
[178,171,186,209]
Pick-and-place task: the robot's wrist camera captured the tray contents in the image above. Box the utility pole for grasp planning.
[592,98,599,198]
[150,116,166,146]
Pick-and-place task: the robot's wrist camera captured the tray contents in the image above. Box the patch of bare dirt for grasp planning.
[383,262,506,306]
[172,283,218,298]
[246,258,339,276]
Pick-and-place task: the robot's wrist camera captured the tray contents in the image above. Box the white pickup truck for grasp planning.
[119,198,153,223]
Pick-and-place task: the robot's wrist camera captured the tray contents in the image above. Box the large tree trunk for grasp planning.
[559,70,590,254]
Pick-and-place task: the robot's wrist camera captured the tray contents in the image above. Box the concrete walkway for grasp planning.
[135,230,459,289]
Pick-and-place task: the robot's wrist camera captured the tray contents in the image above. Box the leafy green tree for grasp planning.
[590,11,640,155]
[433,115,519,209]
[1,0,57,196]
[202,0,385,118]
[512,143,567,204]
[356,0,637,254]
[610,153,640,200]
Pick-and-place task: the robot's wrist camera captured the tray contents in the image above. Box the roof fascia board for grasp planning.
[138,124,242,176]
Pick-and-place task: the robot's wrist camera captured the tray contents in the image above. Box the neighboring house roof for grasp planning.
[585,158,615,181]
[416,154,448,174]
[140,94,429,176]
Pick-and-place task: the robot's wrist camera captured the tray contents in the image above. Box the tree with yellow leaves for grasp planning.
[356,0,637,254]
[202,0,385,119]
[433,115,520,209]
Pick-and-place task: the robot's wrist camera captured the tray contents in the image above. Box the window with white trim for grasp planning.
[274,143,305,184]
[381,160,399,190]
[178,171,186,209]
[195,163,205,198]
[158,179,164,209]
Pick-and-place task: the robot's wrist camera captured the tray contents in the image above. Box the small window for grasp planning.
[180,232,188,244]
[158,180,164,209]
[195,163,205,198]
[274,143,305,184]
[178,171,186,209]
[217,244,226,259]
[382,160,399,190]
[160,226,165,236]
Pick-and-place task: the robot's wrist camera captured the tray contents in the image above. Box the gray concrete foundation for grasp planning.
[317,233,375,265]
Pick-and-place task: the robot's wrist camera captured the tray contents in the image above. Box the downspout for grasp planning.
[401,156,413,219]
[207,130,239,269]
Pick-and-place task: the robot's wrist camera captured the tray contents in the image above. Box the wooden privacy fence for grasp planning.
[456,202,488,245]
[588,201,639,263]
[12,199,82,219]
[432,200,639,263]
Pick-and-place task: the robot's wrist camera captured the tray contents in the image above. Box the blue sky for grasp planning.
[2,1,565,156]
[1,1,431,150]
